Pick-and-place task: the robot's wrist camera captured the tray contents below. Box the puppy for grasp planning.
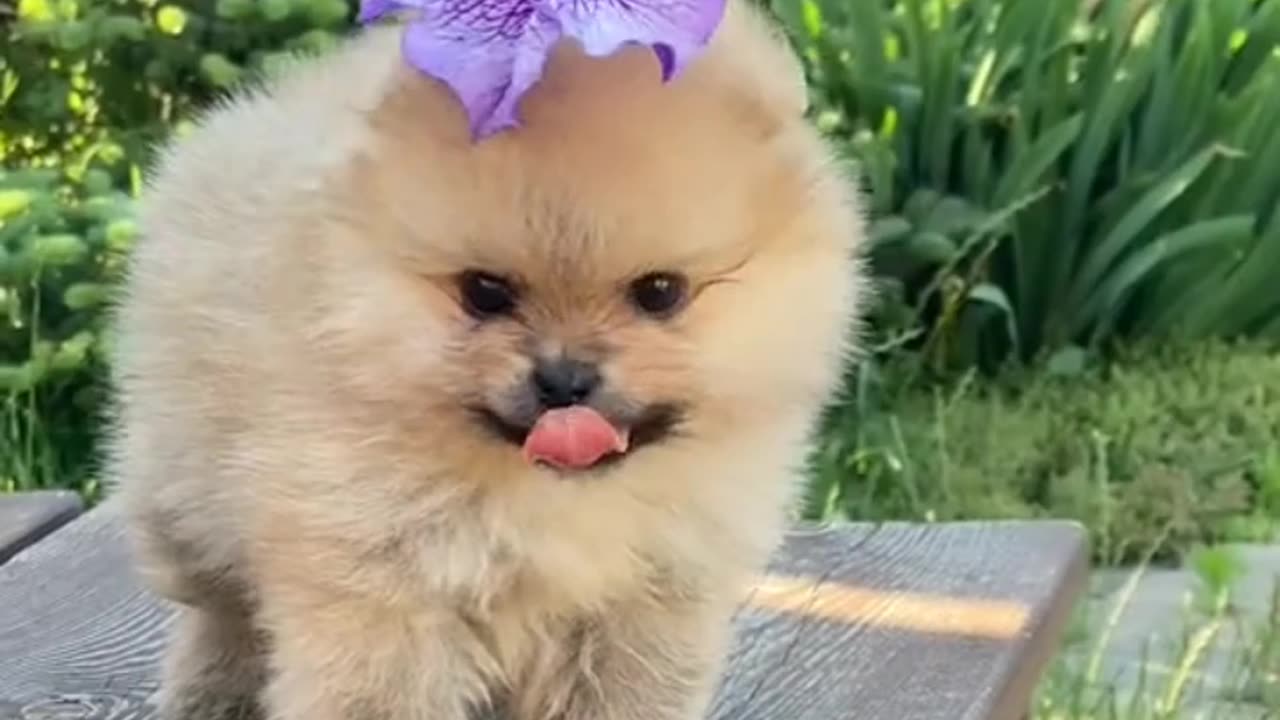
[105,1,867,718]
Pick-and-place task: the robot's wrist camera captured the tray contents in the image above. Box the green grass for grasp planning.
[805,338,1280,718]
[1034,545,1280,719]
[807,339,1280,566]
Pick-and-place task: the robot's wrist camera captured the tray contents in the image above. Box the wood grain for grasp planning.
[0,491,83,566]
[0,501,1088,720]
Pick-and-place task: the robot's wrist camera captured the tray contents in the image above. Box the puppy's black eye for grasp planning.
[459,271,517,318]
[629,272,688,317]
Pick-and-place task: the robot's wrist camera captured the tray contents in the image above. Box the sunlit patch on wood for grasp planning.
[746,575,1031,639]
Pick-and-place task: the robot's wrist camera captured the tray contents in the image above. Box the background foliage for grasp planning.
[2,0,1279,565]
[6,3,1279,716]
[3,0,352,172]
[765,0,1280,374]
[807,339,1280,565]
[762,0,1280,561]
[0,0,357,494]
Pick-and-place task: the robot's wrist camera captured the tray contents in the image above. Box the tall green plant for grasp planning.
[773,0,1280,371]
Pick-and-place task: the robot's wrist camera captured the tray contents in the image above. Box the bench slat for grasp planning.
[0,490,84,566]
[0,500,1087,720]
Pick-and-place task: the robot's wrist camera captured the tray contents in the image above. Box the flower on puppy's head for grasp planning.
[359,0,727,140]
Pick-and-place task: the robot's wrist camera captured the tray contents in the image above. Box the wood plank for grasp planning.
[0,490,84,566]
[0,500,1088,720]
[714,523,1088,720]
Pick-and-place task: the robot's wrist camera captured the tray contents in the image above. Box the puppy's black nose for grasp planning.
[532,356,601,408]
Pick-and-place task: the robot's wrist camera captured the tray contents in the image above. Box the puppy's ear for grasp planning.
[698,0,810,140]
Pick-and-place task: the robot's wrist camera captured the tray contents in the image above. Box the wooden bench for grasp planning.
[0,490,83,566]
[0,496,1088,720]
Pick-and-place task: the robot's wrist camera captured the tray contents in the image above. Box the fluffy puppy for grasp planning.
[105,2,867,719]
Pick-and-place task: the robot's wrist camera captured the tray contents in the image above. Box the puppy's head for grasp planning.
[317,2,866,479]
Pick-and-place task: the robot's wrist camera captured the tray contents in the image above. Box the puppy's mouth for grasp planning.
[474,403,682,473]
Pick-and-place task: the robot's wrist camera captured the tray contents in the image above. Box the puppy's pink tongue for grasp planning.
[522,406,628,470]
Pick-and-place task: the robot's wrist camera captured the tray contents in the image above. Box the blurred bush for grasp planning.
[806,339,1280,565]
[5,0,1280,516]
[0,166,132,494]
[2,0,355,173]
[0,0,359,494]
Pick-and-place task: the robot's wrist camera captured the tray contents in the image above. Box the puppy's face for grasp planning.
[446,267,699,464]
[320,22,863,479]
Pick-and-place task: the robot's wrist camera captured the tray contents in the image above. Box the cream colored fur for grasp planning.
[105,2,868,719]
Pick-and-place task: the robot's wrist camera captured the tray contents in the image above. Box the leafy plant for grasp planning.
[806,339,1280,566]
[2,0,356,174]
[0,166,134,495]
[0,0,360,496]
[769,0,1280,373]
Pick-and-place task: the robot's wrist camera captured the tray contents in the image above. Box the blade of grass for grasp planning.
[1066,144,1224,313]
[1078,215,1255,345]
[1049,22,1157,343]
[1186,208,1280,337]
[1223,0,1280,95]
[994,112,1083,207]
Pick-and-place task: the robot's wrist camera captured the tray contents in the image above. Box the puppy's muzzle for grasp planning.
[531,356,601,408]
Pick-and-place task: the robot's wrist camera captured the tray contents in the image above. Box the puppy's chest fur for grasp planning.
[396,485,695,617]
[388,493,702,704]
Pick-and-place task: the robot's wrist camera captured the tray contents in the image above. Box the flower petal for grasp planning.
[399,2,562,138]
[357,0,425,23]
[362,0,726,140]
[550,0,726,80]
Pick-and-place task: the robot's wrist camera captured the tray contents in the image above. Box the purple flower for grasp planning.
[359,0,727,139]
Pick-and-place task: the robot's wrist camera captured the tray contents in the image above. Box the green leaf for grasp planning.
[1068,146,1224,309]
[199,54,243,89]
[305,0,350,27]
[903,188,942,224]
[155,5,188,36]
[216,0,254,20]
[0,364,38,393]
[966,282,1020,353]
[993,113,1083,207]
[259,51,299,79]
[56,21,92,51]
[0,190,33,220]
[1177,206,1280,337]
[30,233,88,266]
[83,169,114,196]
[906,231,959,265]
[51,331,95,373]
[1052,34,1159,313]
[291,29,341,56]
[869,216,913,247]
[261,0,294,22]
[1076,215,1255,344]
[799,0,822,38]
[64,282,111,310]
[98,15,146,44]
[105,219,138,250]
[920,196,985,238]
[16,0,53,22]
